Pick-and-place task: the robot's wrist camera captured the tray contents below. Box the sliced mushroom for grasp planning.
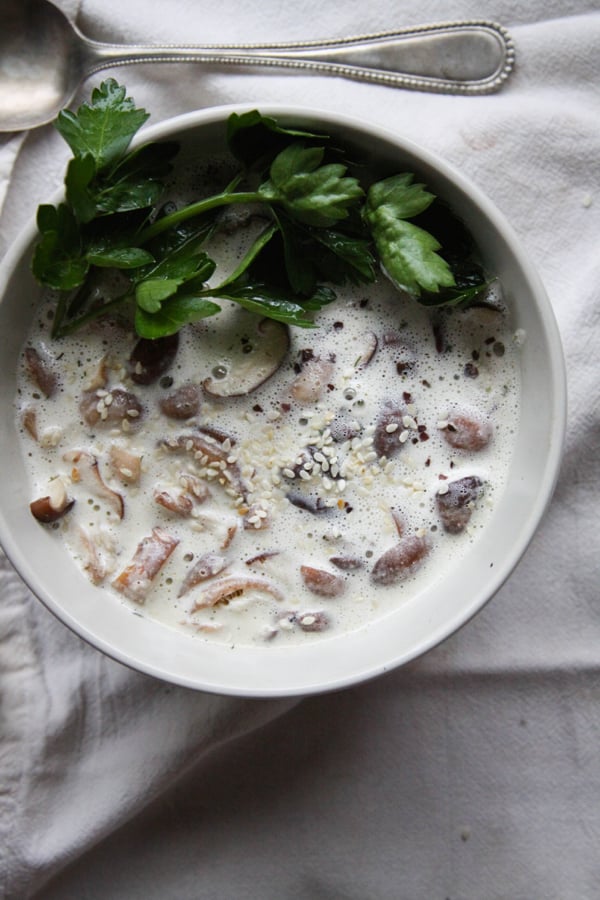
[296,610,330,632]
[300,565,345,598]
[30,478,74,523]
[112,527,179,603]
[203,315,290,398]
[154,489,194,517]
[76,526,115,585]
[130,333,179,385]
[278,610,330,633]
[286,492,332,515]
[159,384,200,420]
[24,346,58,398]
[245,550,280,567]
[192,575,284,610]
[22,407,38,441]
[84,355,109,392]
[79,388,144,428]
[373,400,408,458]
[178,552,228,597]
[356,331,378,369]
[371,535,430,586]
[329,555,364,571]
[441,413,493,452]
[160,431,247,499]
[178,472,210,504]
[109,445,142,485]
[436,475,485,534]
[63,450,124,519]
[290,354,335,405]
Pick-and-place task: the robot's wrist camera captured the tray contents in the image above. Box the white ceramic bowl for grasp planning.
[0,105,566,696]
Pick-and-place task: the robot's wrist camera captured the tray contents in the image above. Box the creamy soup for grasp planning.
[16,165,523,647]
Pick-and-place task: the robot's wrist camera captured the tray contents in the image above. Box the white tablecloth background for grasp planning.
[1,1,599,897]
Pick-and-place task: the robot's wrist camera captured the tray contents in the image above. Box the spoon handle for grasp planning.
[83,21,515,95]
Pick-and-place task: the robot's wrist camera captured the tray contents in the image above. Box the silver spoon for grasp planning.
[0,0,515,132]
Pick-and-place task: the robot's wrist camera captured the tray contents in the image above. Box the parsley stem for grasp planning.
[137,191,263,244]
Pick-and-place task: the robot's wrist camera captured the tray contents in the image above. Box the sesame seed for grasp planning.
[385,423,399,433]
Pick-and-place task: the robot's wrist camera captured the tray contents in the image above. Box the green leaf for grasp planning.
[136,278,181,312]
[364,174,455,297]
[32,203,89,290]
[260,144,364,227]
[135,296,221,338]
[366,173,436,220]
[217,224,278,289]
[133,244,215,285]
[55,79,149,171]
[65,154,98,223]
[108,141,179,181]
[226,109,326,171]
[418,281,490,308]
[86,247,155,269]
[206,279,336,327]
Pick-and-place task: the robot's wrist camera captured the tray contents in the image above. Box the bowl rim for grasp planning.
[0,102,567,696]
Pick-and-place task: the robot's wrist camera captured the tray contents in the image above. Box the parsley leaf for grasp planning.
[135,295,221,338]
[364,174,456,297]
[32,203,89,290]
[55,79,150,171]
[259,144,364,227]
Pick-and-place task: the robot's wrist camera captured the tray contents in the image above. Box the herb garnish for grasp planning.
[32,79,487,340]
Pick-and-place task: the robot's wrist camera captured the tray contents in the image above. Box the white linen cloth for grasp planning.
[1,1,599,897]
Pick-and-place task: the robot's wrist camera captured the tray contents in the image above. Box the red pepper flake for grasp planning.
[402,391,412,403]
[464,362,479,378]
[419,432,430,442]
[438,473,448,480]
[333,321,344,330]
[421,379,431,388]
[253,404,263,412]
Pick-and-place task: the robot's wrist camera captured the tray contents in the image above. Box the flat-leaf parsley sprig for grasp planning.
[32,79,488,340]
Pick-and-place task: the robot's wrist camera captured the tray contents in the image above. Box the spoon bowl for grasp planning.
[0,0,515,132]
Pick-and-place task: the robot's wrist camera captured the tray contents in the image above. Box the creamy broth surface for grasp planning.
[17,166,523,647]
